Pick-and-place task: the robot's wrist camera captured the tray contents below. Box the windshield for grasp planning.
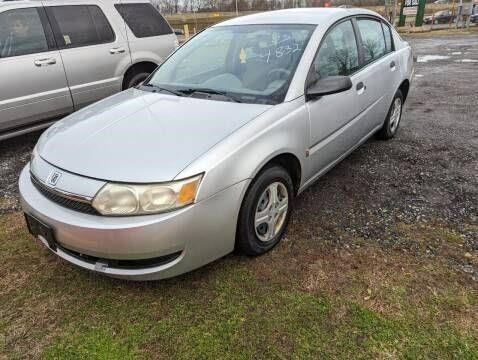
[146,24,315,105]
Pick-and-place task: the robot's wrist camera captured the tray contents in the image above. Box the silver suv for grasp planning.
[0,0,178,140]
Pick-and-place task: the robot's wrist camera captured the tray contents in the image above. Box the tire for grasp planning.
[236,165,294,256]
[123,71,150,89]
[377,89,403,140]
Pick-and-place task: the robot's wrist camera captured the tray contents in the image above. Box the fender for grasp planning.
[175,97,308,203]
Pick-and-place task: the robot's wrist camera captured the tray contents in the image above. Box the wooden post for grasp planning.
[184,24,190,40]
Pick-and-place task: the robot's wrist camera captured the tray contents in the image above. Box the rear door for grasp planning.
[355,17,399,129]
[114,1,177,65]
[44,2,131,109]
[0,6,72,132]
[381,21,402,109]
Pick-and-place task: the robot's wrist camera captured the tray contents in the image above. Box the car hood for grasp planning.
[37,89,272,183]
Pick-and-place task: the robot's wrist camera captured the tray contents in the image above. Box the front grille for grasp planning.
[60,244,182,269]
[31,175,99,215]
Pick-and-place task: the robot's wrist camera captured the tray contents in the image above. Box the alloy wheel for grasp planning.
[390,97,402,133]
[254,182,289,242]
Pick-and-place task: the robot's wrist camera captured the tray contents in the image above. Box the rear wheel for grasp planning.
[236,165,294,256]
[124,71,150,89]
[377,89,403,140]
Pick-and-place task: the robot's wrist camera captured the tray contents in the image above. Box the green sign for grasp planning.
[399,0,426,27]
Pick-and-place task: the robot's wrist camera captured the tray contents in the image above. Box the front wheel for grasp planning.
[236,165,294,256]
[377,89,403,140]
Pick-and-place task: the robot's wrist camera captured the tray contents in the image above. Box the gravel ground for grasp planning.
[1,33,477,252]
[293,34,477,255]
[0,130,40,214]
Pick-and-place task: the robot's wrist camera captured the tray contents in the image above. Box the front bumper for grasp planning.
[19,164,249,280]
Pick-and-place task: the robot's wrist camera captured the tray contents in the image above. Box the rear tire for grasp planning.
[123,71,150,90]
[377,89,403,140]
[236,165,294,256]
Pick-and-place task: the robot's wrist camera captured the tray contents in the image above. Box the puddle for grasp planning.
[454,59,478,63]
[417,55,450,63]
[451,51,462,55]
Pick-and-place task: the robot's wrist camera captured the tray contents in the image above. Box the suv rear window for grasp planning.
[115,3,172,38]
[47,5,115,49]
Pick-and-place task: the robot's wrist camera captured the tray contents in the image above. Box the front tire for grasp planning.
[236,165,294,256]
[377,89,403,140]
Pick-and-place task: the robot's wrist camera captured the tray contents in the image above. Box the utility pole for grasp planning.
[455,0,463,28]
[392,0,397,26]
[386,0,397,25]
[235,0,238,15]
[385,0,390,23]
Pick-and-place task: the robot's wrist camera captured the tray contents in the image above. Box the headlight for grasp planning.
[30,146,41,173]
[92,174,202,216]
[31,145,38,163]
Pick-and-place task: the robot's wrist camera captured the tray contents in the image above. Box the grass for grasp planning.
[1,211,477,359]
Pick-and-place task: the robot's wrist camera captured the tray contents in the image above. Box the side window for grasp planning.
[47,5,115,49]
[88,6,115,43]
[357,19,386,63]
[381,22,393,53]
[311,20,359,79]
[115,3,172,38]
[0,8,49,58]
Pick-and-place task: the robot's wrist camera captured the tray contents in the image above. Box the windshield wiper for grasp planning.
[139,84,184,97]
[179,88,242,103]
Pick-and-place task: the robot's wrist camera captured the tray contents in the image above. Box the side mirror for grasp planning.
[306,75,353,100]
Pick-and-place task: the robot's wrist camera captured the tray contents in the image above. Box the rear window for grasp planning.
[47,5,115,49]
[115,3,172,38]
[381,22,393,53]
[357,18,387,63]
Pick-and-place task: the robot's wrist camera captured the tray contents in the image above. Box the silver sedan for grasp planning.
[19,8,414,280]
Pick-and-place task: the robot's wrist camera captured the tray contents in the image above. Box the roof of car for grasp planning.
[216,7,382,27]
[0,0,37,6]
[0,0,41,3]
[0,0,148,5]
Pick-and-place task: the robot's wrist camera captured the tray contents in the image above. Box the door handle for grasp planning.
[356,82,366,94]
[34,58,56,67]
[110,47,125,54]
[390,61,396,69]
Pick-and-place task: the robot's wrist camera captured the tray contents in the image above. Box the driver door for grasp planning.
[305,19,368,177]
